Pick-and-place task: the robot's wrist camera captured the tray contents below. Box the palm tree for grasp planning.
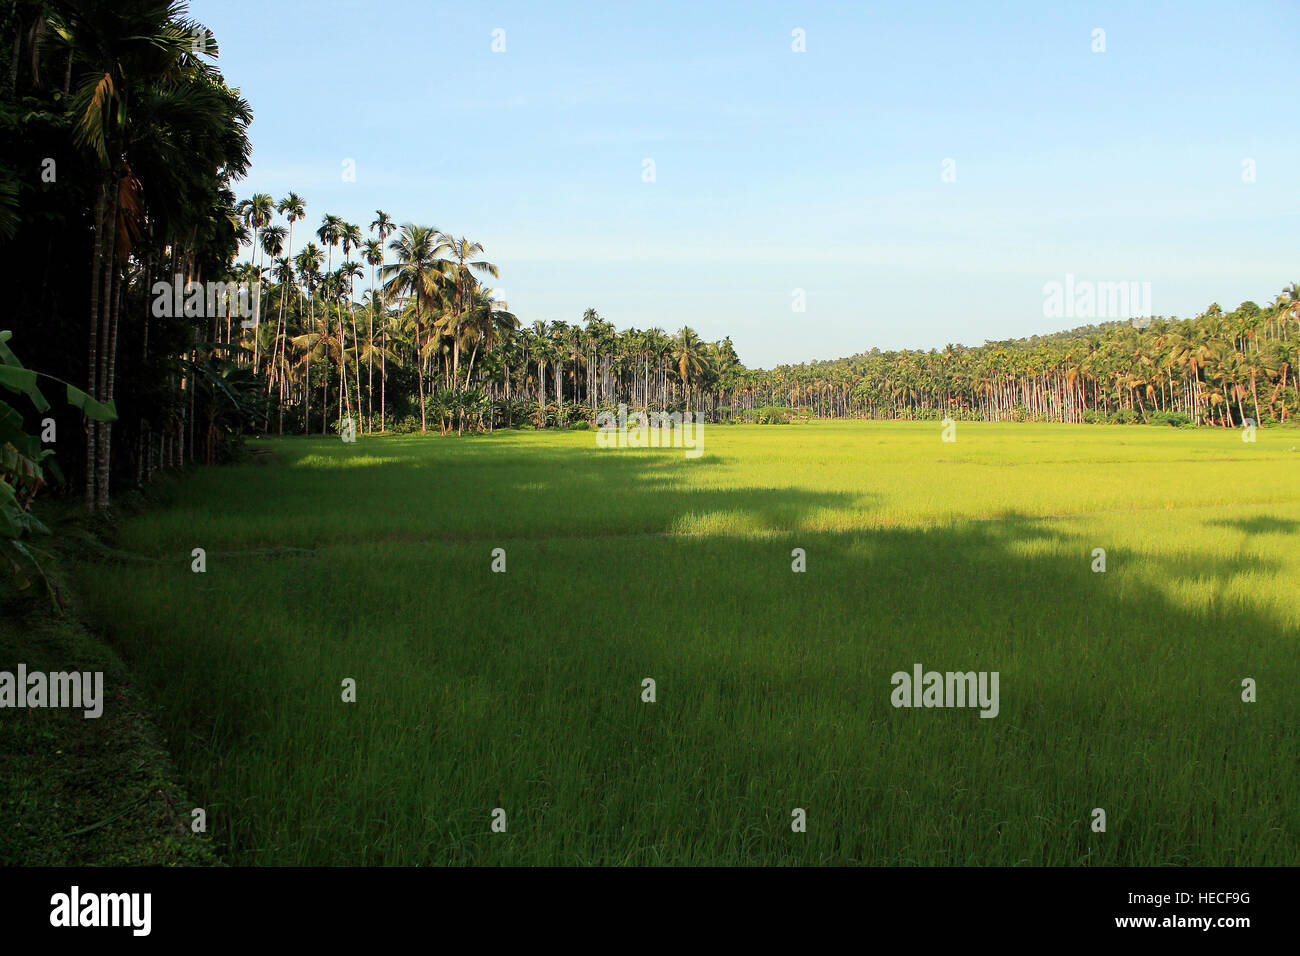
[369,211,396,429]
[528,321,551,425]
[460,288,519,390]
[549,320,570,422]
[291,296,338,435]
[361,239,383,429]
[1265,341,1293,422]
[671,327,709,414]
[382,225,448,433]
[294,242,324,432]
[258,225,286,377]
[1280,283,1299,341]
[339,259,364,425]
[320,270,350,428]
[430,387,457,436]
[239,193,274,263]
[317,214,342,273]
[237,193,275,364]
[46,0,221,510]
[436,233,499,386]
[268,255,295,431]
[277,192,306,258]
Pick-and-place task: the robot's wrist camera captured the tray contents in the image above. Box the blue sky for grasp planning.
[200,0,1300,368]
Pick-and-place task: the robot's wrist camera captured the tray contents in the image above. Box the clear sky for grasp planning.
[199,0,1300,369]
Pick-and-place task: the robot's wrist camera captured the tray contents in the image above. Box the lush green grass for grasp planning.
[0,578,218,866]
[75,421,1299,864]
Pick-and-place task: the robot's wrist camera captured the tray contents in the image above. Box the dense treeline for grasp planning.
[233,205,745,436]
[223,192,1299,434]
[3,0,254,513]
[746,298,1298,427]
[238,226,1295,434]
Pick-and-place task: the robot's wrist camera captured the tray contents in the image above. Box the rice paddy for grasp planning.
[75,421,1300,865]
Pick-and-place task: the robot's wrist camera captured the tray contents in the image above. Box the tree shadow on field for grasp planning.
[243,440,877,542]
[538,511,1295,866]
[1204,515,1300,537]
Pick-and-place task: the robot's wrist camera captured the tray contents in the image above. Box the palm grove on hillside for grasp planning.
[226,198,1299,434]
[3,2,1298,523]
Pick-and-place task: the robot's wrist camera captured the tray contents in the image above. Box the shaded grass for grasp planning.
[0,580,219,866]
[73,422,1299,864]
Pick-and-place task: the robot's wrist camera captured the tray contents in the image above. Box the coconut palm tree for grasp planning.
[459,288,519,390]
[1279,283,1300,340]
[436,234,499,385]
[671,327,709,414]
[382,225,449,433]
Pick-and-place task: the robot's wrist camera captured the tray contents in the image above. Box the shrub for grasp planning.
[743,405,795,424]
[1151,410,1193,427]
[1109,408,1139,424]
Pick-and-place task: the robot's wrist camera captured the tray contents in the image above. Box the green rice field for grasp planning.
[76,421,1300,865]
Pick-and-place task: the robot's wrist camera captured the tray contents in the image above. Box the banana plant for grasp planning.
[0,330,116,600]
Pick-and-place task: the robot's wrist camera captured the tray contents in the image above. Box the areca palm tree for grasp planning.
[237,193,275,362]
[267,255,295,431]
[339,259,364,423]
[361,239,384,429]
[549,320,570,421]
[275,194,306,397]
[320,270,352,427]
[46,0,232,509]
[257,223,286,379]
[528,321,552,424]
[317,213,342,274]
[368,211,395,428]
[238,193,274,261]
[293,241,324,432]
[370,210,395,241]
[277,192,306,257]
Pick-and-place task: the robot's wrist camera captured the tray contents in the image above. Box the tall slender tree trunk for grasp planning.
[92,177,120,509]
[414,308,427,433]
[96,266,123,509]
[85,180,108,512]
